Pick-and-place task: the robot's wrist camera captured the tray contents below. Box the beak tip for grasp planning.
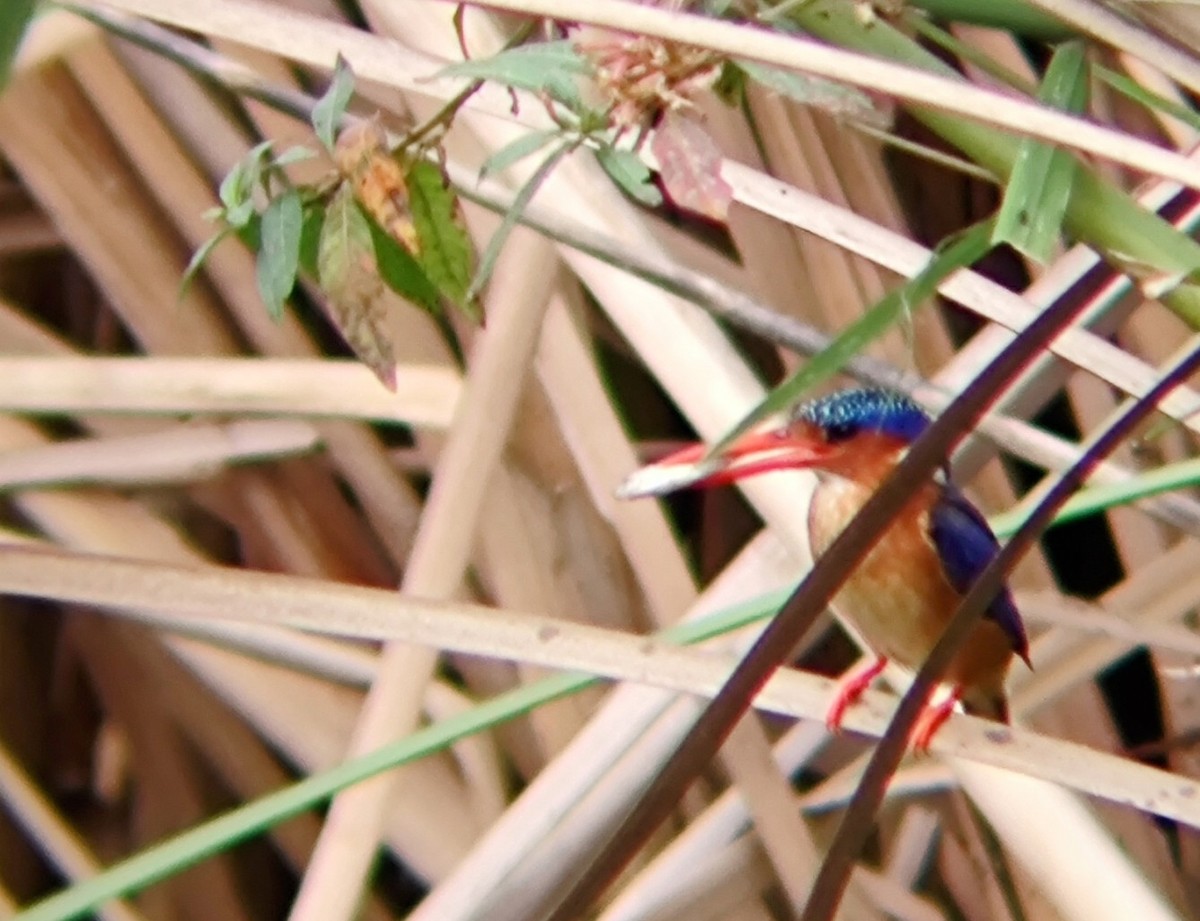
[615,459,717,500]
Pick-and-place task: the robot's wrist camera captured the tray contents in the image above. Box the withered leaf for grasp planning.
[650,110,732,222]
[334,119,419,254]
[317,181,398,390]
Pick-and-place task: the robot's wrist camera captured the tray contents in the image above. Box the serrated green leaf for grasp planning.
[368,215,443,316]
[479,130,559,180]
[595,146,663,207]
[736,58,886,126]
[992,40,1087,262]
[436,41,589,109]
[469,140,575,302]
[312,55,356,151]
[179,228,233,299]
[711,219,995,455]
[0,0,35,89]
[406,160,477,319]
[256,189,303,319]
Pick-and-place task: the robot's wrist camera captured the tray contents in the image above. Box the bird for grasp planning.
[617,387,1030,749]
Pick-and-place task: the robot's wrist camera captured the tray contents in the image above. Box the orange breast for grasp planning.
[807,476,1012,692]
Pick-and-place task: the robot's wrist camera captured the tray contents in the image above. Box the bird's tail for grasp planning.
[961,687,1009,724]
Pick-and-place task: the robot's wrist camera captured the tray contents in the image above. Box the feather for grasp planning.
[929,486,1030,664]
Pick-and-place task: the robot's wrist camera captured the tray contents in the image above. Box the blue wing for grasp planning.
[929,486,1029,663]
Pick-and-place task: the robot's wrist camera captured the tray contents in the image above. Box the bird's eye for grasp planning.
[824,422,857,443]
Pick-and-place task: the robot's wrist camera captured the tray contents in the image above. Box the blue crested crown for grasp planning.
[791,388,930,444]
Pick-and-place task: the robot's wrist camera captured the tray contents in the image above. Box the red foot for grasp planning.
[909,688,962,752]
[825,656,888,732]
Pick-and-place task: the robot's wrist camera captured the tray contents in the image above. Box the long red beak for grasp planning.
[616,429,833,499]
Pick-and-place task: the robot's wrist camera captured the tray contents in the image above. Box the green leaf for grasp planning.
[736,58,886,127]
[479,130,559,180]
[406,160,477,320]
[312,54,356,151]
[219,141,274,227]
[711,219,995,455]
[179,228,233,299]
[468,140,575,302]
[367,212,444,316]
[0,0,35,89]
[992,40,1087,262]
[595,146,663,207]
[436,40,589,109]
[255,189,303,319]
[298,203,325,278]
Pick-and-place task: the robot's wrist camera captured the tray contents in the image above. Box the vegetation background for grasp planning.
[2,1,1200,920]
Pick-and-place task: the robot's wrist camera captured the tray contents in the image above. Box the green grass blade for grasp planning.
[710,219,994,455]
[992,41,1088,263]
[990,455,1200,538]
[908,0,1074,39]
[1094,64,1200,135]
[467,139,574,301]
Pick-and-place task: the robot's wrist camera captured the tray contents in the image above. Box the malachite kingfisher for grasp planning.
[618,388,1031,748]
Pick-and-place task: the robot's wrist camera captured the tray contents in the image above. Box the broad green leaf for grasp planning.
[992,41,1087,262]
[479,130,559,180]
[406,160,477,320]
[736,58,886,127]
[711,219,995,455]
[595,146,663,207]
[312,55,356,151]
[436,40,589,109]
[179,228,233,299]
[468,140,575,302]
[298,203,325,278]
[219,141,274,227]
[0,0,35,89]
[367,211,444,316]
[256,189,303,319]
[318,182,398,389]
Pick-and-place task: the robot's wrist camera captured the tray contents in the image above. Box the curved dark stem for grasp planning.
[800,337,1200,921]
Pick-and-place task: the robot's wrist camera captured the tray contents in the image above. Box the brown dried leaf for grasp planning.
[317,182,398,390]
[650,110,732,221]
[333,118,419,254]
